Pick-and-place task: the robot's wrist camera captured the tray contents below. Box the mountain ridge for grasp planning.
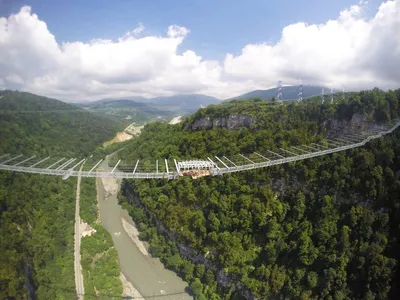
[87,86,332,109]
[0,90,118,156]
[227,85,333,101]
[88,93,220,113]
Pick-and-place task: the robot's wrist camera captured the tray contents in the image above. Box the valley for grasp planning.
[2,88,400,300]
[0,90,120,299]
[2,1,400,299]
[79,99,173,127]
[96,156,192,299]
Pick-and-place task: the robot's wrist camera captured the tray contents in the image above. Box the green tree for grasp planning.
[307,272,318,289]
[190,278,203,296]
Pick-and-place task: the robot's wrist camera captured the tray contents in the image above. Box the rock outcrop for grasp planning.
[185,114,256,131]
[324,112,386,137]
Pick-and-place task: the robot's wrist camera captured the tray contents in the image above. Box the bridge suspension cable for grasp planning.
[0,120,399,180]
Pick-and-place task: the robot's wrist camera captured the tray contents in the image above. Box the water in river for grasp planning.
[97,159,192,300]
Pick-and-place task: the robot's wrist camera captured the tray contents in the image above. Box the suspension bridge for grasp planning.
[0,119,399,180]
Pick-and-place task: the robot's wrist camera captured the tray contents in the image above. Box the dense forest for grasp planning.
[0,171,77,299]
[116,89,400,164]
[0,91,118,298]
[118,88,400,299]
[0,90,118,156]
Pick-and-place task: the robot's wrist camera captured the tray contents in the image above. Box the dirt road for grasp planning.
[74,165,84,299]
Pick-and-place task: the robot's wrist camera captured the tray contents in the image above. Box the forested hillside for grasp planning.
[227,85,325,102]
[119,88,400,299]
[0,90,117,298]
[79,99,173,126]
[0,90,118,156]
[117,89,399,163]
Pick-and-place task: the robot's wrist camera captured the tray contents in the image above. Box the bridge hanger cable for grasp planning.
[0,120,399,179]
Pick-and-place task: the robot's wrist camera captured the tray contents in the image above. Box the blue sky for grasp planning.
[1,0,398,101]
[9,0,381,60]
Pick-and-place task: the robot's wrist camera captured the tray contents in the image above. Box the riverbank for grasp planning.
[79,177,122,298]
[100,176,149,255]
[96,157,192,299]
[121,217,149,256]
[120,272,144,299]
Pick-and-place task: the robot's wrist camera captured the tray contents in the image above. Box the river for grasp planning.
[96,157,192,300]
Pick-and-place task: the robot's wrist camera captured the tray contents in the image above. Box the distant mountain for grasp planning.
[80,99,174,125]
[90,94,220,113]
[149,94,220,110]
[228,85,328,101]
[82,96,148,105]
[83,99,162,111]
[0,89,79,111]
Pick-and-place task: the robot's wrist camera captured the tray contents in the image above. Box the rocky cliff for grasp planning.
[185,112,385,135]
[325,112,386,137]
[185,114,256,131]
[122,183,255,300]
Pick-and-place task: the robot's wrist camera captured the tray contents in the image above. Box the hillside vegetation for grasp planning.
[118,88,400,299]
[0,90,118,156]
[80,178,122,299]
[81,93,221,126]
[117,89,399,163]
[227,85,326,101]
[80,99,173,126]
[0,90,118,299]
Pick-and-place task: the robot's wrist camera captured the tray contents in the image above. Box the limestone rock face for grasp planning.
[186,114,256,131]
[324,112,386,137]
[189,116,213,130]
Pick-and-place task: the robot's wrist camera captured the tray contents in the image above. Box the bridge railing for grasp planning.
[0,119,399,179]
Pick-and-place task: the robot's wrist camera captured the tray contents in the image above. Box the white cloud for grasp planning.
[5,74,24,84]
[133,22,145,36]
[119,23,145,41]
[224,0,400,92]
[167,25,190,38]
[0,2,399,101]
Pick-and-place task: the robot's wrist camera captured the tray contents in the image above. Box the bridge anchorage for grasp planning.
[0,119,399,179]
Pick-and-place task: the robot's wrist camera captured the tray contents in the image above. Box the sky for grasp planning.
[0,0,399,101]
